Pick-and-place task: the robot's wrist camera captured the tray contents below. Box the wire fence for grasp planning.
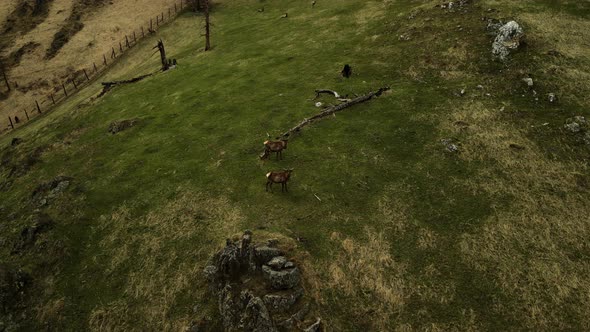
[0,0,191,135]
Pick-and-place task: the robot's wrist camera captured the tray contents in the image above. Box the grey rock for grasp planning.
[255,246,282,265]
[284,261,295,269]
[548,93,557,103]
[565,116,587,133]
[240,296,277,332]
[203,265,218,283]
[262,265,301,290]
[218,284,242,330]
[263,288,303,312]
[267,256,287,270]
[523,77,534,87]
[108,119,140,134]
[217,240,242,280]
[441,138,459,153]
[492,21,524,60]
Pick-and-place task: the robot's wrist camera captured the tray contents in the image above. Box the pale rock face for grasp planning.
[492,21,524,60]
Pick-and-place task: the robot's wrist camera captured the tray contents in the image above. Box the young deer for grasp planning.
[262,139,288,160]
[266,169,293,192]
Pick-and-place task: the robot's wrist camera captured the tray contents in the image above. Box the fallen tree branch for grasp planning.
[282,87,390,137]
[98,73,153,97]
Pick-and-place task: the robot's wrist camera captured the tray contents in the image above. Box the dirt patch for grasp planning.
[4,42,41,68]
[1,0,53,45]
[45,0,108,59]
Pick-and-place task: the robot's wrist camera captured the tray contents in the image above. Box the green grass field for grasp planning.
[2,0,590,330]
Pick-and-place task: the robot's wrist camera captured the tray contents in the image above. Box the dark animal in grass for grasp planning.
[266,169,293,192]
[341,64,352,78]
[261,139,288,160]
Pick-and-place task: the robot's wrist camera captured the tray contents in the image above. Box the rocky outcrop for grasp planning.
[31,176,72,207]
[203,231,321,331]
[108,119,140,134]
[492,21,524,60]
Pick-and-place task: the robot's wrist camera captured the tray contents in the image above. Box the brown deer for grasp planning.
[266,169,293,192]
[262,139,288,160]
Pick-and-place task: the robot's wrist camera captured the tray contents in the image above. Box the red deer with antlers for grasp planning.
[261,139,288,160]
[266,169,293,192]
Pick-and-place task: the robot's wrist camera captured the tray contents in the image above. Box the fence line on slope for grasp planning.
[0,0,191,135]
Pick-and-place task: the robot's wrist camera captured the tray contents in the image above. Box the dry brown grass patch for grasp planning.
[442,100,590,329]
[89,190,244,331]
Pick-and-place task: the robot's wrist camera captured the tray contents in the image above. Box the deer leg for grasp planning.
[275,151,279,161]
[285,182,288,192]
[266,181,271,192]
[279,150,283,160]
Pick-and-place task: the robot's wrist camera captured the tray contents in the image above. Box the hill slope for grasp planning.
[1,0,590,330]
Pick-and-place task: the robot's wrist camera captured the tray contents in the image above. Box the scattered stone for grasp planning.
[522,77,533,88]
[460,88,466,96]
[441,138,459,153]
[12,213,54,253]
[31,176,72,207]
[108,119,140,134]
[492,21,524,60]
[0,264,30,312]
[476,85,484,90]
[315,102,323,108]
[241,295,276,332]
[564,116,587,133]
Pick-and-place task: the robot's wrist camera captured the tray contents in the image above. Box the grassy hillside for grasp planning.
[2,0,590,330]
[0,0,181,127]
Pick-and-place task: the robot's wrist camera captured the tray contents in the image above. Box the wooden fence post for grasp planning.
[119,42,123,52]
[111,47,116,58]
[83,69,90,81]
[133,31,137,43]
[151,18,153,30]
[142,26,145,37]
[94,62,98,73]
[24,109,29,121]
[104,54,108,65]
[156,15,159,27]
[8,117,14,130]
[125,35,130,48]
[62,83,68,97]
[161,12,164,22]
[72,78,78,90]
[50,94,55,105]
[35,100,41,113]
[168,8,171,19]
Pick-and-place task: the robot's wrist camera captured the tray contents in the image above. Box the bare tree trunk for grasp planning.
[0,61,10,92]
[154,39,169,71]
[204,0,211,51]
